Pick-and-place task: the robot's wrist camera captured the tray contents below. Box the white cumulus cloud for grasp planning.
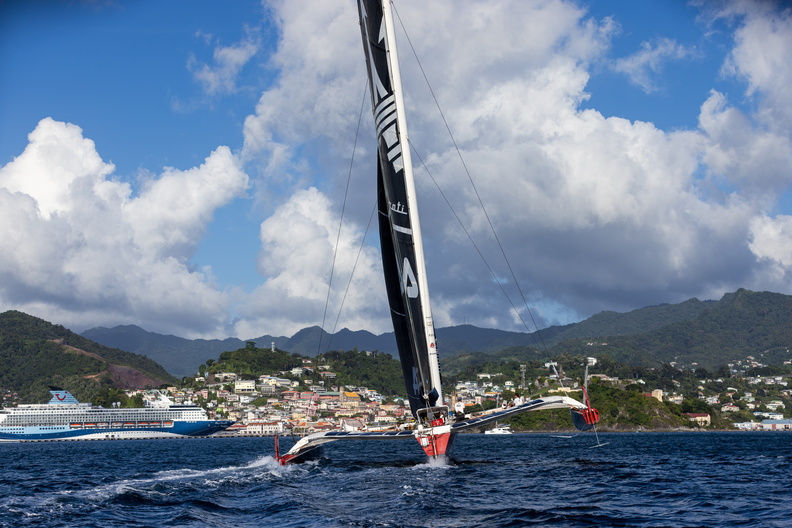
[612,38,695,93]
[188,28,261,97]
[233,187,385,338]
[0,118,249,338]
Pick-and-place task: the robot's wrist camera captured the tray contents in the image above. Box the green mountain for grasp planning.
[539,297,716,346]
[555,289,792,369]
[0,310,179,402]
[81,288,792,378]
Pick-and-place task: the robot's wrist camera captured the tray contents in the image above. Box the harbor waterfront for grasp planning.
[1,432,789,528]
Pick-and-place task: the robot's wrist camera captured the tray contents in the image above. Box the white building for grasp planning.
[235,380,256,393]
[244,421,286,436]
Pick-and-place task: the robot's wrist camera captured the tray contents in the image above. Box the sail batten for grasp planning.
[358,0,442,418]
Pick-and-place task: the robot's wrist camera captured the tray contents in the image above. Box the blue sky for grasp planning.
[583,1,731,129]
[2,0,792,340]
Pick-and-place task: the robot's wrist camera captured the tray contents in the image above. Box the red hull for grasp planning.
[415,431,454,457]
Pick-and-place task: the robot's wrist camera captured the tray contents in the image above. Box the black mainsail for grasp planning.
[358,0,442,418]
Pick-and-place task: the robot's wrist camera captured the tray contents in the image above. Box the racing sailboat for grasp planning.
[275,0,599,464]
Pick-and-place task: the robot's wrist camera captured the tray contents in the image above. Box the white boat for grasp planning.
[0,387,233,442]
[275,0,599,464]
[485,424,513,435]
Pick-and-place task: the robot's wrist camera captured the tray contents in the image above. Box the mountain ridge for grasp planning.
[80,289,777,377]
[4,288,791,388]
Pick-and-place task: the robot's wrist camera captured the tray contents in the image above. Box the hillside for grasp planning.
[556,289,792,370]
[0,310,178,401]
[540,297,716,346]
[200,344,408,398]
[507,381,727,432]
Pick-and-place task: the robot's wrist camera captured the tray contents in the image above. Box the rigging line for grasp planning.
[392,3,549,353]
[550,362,565,389]
[324,199,378,355]
[318,81,369,356]
[408,145,533,334]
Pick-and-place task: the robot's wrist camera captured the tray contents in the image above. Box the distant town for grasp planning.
[107,353,792,435]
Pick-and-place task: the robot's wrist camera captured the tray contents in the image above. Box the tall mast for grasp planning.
[358,0,443,415]
[379,1,443,406]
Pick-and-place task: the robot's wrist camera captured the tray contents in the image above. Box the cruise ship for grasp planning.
[0,387,234,441]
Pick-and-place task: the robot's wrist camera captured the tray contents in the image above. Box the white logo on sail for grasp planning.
[402,257,418,298]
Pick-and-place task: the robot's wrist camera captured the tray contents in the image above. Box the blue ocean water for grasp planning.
[1,432,789,528]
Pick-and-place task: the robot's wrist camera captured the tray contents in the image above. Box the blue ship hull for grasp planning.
[0,420,234,442]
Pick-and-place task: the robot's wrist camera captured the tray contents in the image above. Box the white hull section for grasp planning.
[485,427,513,435]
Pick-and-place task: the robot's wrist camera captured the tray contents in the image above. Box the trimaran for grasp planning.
[275,0,599,464]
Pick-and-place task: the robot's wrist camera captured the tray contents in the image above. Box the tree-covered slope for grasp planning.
[555,289,792,369]
[0,311,178,401]
[200,344,407,398]
[541,297,715,346]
